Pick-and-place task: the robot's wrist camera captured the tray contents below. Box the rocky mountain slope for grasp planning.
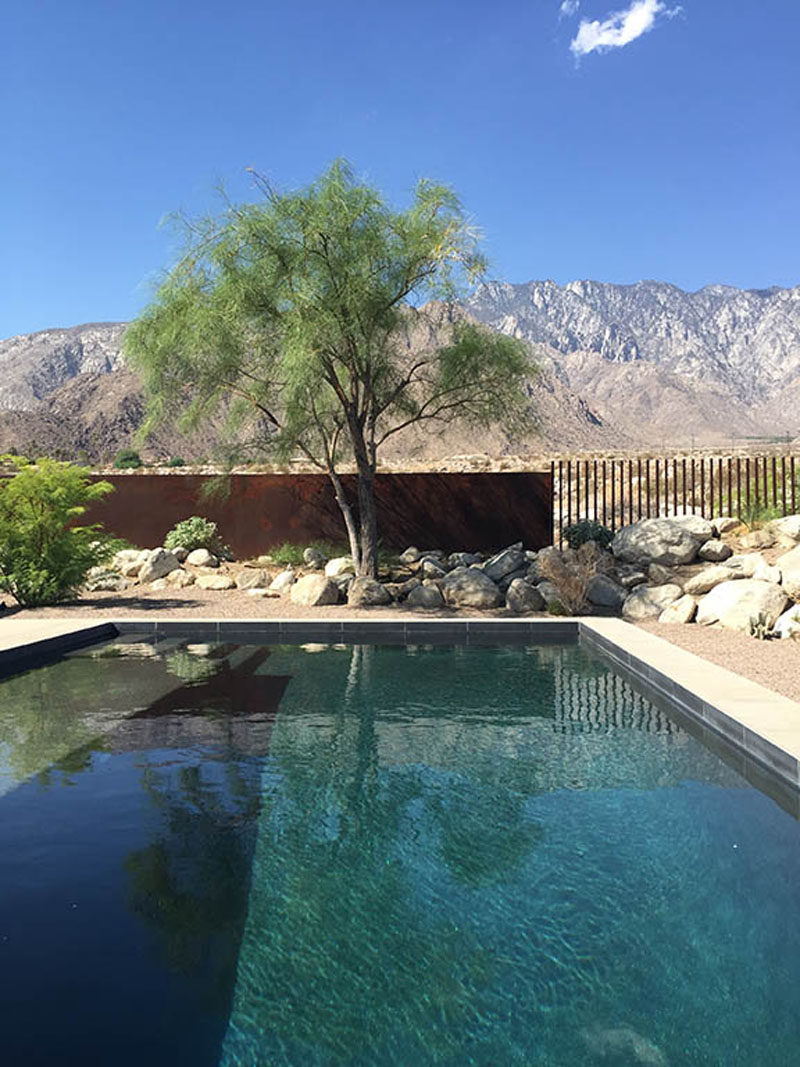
[3,278,799,461]
[467,280,800,443]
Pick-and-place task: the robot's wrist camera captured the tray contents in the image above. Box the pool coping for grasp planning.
[1,615,798,797]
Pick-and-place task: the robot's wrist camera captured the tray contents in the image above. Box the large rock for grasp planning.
[421,558,448,579]
[697,539,733,562]
[482,544,526,583]
[269,569,295,593]
[684,565,742,596]
[347,577,392,607]
[324,556,355,579]
[84,569,129,593]
[303,547,327,569]
[290,574,340,607]
[647,562,679,586]
[721,552,765,578]
[196,574,236,590]
[622,584,683,620]
[138,548,181,584]
[186,548,218,568]
[586,574,627,611]
[740,529,775,550]
[406,584,445,609]
[711,515,739,535]
[774,604,800,639]
[769,514,800,542]
[612,519,700,567]
[778,544,800,600]
[658,594,697,624]
[165,568,195,588]
[399,547,422,564]
[448,551,482,568]
[696,580,789,633]
[236,568,269,590]
[669,514,715,542]
[442,567,503,609]
[505,579,545,614]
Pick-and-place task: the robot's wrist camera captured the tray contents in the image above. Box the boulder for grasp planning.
[774,604,800,639]
[778,544,800,600]
[505,579,545,614]
[84,569,129,593]
[186,548,218,568]
[769,514,800,542]
[139,548,181,584]
[303,547,327,569]
[347,577,392,607]
[399,547,422,564]
[612,519,699,567]
[658,594,697,624]
[696,580,789,633]
[406,584,445,609]
[617,568,648,589]
[236,568,269,590]
[670,514,715,542]
[684,565,742,596]
[721,552,765,578]
[385,576,422,600]
[120,560,144,578]
[536,580,561,605]
[196,574,236,590]
[647,562,679,586]
[482,544,527,583]
[622,584,683,620]
[753,559,781,584]
[697,540,733,562]
[290,574,340,606]
[441,567,503,609]
[586,574,627,610]
[421,558,448,579]
[269,569,296,593]
[448,551,482,568]
[113,549,141,567]
[164,568,195,588]
[324,556,355,579]
[172,547,189,563]
[711,515,739,535]
[740,529,775,550]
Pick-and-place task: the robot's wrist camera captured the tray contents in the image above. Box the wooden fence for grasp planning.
[552,453,800,546]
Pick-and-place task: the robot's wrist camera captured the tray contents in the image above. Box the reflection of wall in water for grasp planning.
[552,660,678,737]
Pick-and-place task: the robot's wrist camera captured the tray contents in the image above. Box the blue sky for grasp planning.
[2,0,798,337]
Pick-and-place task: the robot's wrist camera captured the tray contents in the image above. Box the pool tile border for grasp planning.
[0,615,798,797]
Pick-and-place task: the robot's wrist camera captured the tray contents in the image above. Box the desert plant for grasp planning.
[748,612,777,640]
[563,520,614,551]
[538,541,612,615]
[164,516,224,554]
[0,455,115,606]
[167,456,186,467]
[113,448,142,469]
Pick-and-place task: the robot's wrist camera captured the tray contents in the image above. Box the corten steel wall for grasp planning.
[85,472,553,557]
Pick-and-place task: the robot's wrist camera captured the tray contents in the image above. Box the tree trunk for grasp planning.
[356,466,379,578]
[327,468,361,573]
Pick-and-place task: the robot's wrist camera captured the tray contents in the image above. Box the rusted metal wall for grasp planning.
[86,472,553,557]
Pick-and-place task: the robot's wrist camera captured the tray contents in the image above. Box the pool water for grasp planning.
[0,638,799,1065]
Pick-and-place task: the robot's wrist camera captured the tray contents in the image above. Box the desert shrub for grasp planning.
[270,541,347,567]
[563,520,614,551]
[538,542,612,615]
[167,456,186,467]
[113,448,142,469]
[164,516,223,554]
[0,456,115,606]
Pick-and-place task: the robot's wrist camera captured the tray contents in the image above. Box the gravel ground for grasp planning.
[5,582,799,704]
[637,619,800,704]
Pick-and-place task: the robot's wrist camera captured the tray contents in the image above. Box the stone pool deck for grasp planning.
[1,614,799,805]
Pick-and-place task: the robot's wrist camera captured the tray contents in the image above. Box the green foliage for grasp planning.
[113,448,142,469]
[125,160,533,576]
[738,498,782,530]
[269,540,345,567]
[0,455,115,606]
[546,599,569,616]
[167,456,186,467]
[164,515,222,553]
[563,520,614,551]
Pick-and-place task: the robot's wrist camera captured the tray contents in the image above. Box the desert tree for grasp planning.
[124,160,532,576]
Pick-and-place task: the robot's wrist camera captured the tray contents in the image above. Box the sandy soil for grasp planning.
[637,619,800,704]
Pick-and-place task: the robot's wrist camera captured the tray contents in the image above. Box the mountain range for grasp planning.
[1,278,798,463]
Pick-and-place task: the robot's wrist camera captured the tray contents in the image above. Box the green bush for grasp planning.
[167,456,186,467]
[164,516,223,554]
[0,456,115,606]
[113,448,142,469]
[563,520,614,551]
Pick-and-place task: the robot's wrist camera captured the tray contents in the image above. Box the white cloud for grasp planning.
[559,0,580,16]
[570,0,680,57]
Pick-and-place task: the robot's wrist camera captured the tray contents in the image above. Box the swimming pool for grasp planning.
[0,636,798,1065]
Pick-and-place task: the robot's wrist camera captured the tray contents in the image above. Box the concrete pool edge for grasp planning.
[0,615,798,794]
